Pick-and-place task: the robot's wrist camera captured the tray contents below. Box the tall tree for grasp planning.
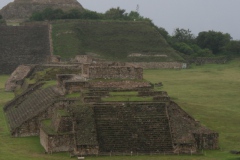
[225,40,240,55]
[157,27,169,40]
[172,28,195,44]
[104,7,127,20]
[196,31,232,54]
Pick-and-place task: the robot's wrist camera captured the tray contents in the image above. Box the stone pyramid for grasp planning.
[0,0,84,20]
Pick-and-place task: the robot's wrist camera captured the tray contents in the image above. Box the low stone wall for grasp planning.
[129,62,187,69]
[138,91,168,97]
[189,57,228,65]
[83,96,101,103]
[63,81,89,93]
[89,81,152,91]
[82,62,143,80]
[40,128,75,153]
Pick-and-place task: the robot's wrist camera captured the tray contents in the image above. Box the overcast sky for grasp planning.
[1,0,240,40]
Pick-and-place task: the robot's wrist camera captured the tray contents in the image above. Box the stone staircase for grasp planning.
[93,103,173,153]
[5,87,60,131]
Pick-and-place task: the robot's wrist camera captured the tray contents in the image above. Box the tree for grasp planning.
[172,28,195,44]
[0,15,2,19]
[104,7,127,20]
[173,42,194,55]
[128,11,143,20]
[157,27,169,40]
[225,40,240,55]
[196,30,232,54]
[63,9,82,19]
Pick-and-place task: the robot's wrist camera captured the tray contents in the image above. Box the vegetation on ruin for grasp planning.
[41,80,57,89]
[41,119,57,135]
[109,91,138,96]
[102,96,153,102]
[88,78,148,83]
[30,7,240,61]
[65,92,81,98]
[30,7,151,22]
[57,109,70,117]
[0,59,240,159]
[52,20,182,61]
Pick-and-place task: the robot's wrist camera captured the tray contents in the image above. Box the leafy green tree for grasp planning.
[225,40,240,55]
[30,12,43,21]
[30,8,64,21]
[172,28,195,44]
[104,7,127,20]
[81,10,102,19]
[63,9,82,19]
[0,15,2,19]
[128,11,143,20]
[196,30,232,54]
[157,27,169,40]
[197,48,214,57]
[173,42,194,55]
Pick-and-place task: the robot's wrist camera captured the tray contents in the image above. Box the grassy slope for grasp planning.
[0,60,240,159]
[52,20,183,62]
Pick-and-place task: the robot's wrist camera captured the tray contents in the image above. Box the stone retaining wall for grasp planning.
[129,62,187,69]
[0,25,50,74]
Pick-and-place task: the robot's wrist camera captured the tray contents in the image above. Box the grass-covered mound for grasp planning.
[0,59,240,159]
[52,20,183,62]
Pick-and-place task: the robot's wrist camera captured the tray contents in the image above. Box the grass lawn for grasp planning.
[0,59,240,160]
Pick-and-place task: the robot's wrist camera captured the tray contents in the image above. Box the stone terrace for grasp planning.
[0,25,50,74]
[4,86,60,136]
[93,102,173,153]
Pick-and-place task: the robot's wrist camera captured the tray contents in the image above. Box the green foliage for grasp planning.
[225,40,240,55]
[0,18,6,25]
[157,27,169,40]
[30,8,102,21]
[65,93,80,98]
[102,96,153,102]
[57,109,70,117]
[0,14,2,19]
[172,28,195,44]
[41,80,57,89]
[109,91,138,96]
[173,42,194,55]
[128,11,144,21]
[196,30,232,54]
[30,7,149,22]
[104,7,127,20]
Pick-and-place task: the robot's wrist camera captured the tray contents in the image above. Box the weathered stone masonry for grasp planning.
[0,25,50,74]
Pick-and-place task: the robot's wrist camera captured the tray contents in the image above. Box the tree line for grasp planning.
[30,7,240,57]
[158,28,240,58]
[30,7,149,22]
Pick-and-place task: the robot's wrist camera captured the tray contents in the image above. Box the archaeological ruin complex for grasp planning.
[4,60,219,156]
[0,0,220,156]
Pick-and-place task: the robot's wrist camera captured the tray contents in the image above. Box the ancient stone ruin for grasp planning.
[4,61,219,156]
[0,24,51,74]
[0,0,84,21]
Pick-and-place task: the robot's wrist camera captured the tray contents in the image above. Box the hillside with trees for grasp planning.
[30,7,240,61]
